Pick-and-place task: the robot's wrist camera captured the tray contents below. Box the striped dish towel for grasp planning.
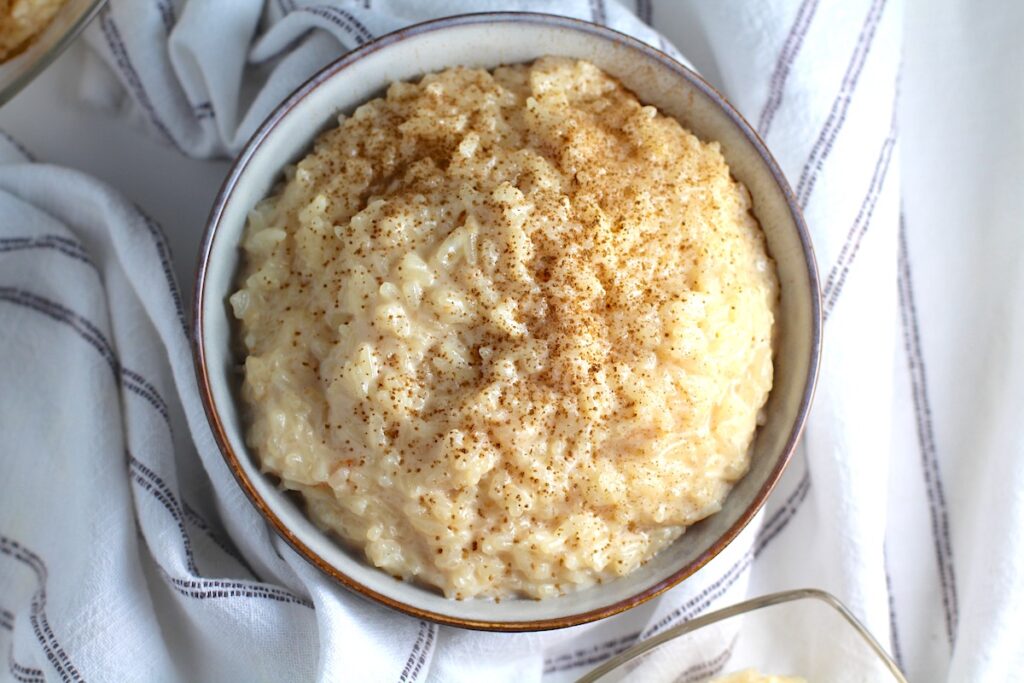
[0,0,1021,681]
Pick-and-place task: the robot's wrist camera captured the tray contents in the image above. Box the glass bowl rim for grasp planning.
[576,588,908,683]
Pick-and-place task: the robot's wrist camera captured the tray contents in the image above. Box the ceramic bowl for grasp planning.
[194,12,821,631]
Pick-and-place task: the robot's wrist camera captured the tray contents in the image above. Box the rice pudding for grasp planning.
[0,0,67,62]
[230,57,778,599]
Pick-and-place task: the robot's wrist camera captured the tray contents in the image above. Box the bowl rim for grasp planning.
[192,10,822,632]
[575,589,908,683]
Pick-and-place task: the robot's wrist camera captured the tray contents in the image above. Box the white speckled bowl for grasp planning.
[194,12,821,631]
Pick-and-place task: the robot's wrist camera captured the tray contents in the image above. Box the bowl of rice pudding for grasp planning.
[194,13,821,630]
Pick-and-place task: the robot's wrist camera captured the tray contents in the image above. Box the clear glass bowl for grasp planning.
[0,0,107,107]
[578,589,907,683]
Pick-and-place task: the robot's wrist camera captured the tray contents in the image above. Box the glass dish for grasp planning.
[577,589,907,683]
[0,0,107,107]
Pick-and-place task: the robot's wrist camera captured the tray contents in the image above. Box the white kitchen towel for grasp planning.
[1,0,1022,681]
[78,0,681,159]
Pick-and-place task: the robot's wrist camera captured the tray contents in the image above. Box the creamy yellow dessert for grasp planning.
[0,0,67,62]
[231,57,778,599]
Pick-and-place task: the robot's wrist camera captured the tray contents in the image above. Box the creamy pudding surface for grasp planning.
[231,57,778,599]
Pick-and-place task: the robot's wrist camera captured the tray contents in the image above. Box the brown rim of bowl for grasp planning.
[193,11,822,632]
